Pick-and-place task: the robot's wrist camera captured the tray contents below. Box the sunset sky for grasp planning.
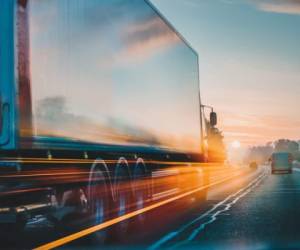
[152,0,300,147]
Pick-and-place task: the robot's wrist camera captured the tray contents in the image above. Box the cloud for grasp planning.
[221,0,300,14]
[251,0,300,15]
[34,96,162,146]
[120,16,180,61]
[221,112,300,146]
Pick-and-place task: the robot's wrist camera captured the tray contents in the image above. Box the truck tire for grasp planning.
[87,165,110,243]
[113,157,132,242]
[132,159,148,229]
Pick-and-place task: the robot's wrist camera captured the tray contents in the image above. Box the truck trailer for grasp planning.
[0,0,218,236]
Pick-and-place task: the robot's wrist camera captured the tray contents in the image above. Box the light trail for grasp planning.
[0,163,235,179]
[34,168,249,250]
[0,171,92,178]
[0,157,228,168]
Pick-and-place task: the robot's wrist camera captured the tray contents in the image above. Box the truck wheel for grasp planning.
[88,166,110,243]
[133,161,148,229]
[113,158,131,241]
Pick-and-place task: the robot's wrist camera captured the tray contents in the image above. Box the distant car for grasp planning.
[271,152,293,174]
[249,161,258,169]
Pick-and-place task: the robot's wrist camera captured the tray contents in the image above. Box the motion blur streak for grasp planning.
[0,165,244,198]
[34,168,247,250]
[0,161,229,179]
[0,157,223,166]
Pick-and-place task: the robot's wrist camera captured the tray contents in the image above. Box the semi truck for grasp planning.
[0,0,219,235]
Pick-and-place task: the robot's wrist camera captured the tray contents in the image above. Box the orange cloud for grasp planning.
[220,112,300,146]
[120,16,180,61]
[253,0,300,15]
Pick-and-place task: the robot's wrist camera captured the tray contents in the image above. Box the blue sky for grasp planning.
[152,0,300,146]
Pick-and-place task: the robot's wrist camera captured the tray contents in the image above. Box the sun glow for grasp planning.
[231,140,241,149]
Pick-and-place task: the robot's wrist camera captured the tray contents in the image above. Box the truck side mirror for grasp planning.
[210,111,217,127]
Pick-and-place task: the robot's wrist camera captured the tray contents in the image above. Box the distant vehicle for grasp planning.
[271,152,293,174]
[249,161,258,170]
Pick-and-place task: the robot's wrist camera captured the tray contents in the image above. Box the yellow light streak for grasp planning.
[0,157,227,167]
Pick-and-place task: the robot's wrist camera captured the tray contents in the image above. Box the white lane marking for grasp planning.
[182,172,266,245]
[149,169,267,250]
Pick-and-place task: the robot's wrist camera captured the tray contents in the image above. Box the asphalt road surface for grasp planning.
[149,167,300,250]
[74,165,300,250]
[2,166,300,250]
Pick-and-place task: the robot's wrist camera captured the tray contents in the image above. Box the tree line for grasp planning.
[244,139,300,164]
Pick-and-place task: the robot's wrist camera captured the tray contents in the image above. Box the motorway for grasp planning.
[2,165,300,249]
[149,167,300,250]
